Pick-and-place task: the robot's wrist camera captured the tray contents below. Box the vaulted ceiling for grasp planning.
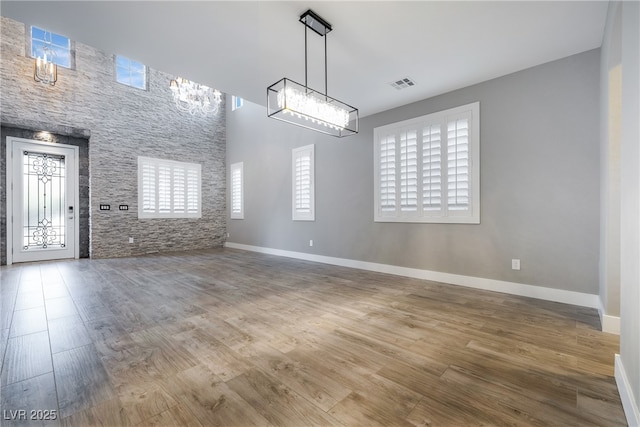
[1,1,608,117]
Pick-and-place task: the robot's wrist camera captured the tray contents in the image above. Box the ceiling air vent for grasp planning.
[390,77,416,90]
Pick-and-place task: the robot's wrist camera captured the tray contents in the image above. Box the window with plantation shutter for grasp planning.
[230,162,244,219]
[138,157,201,219]
[292,144,315,221]
[374,102,479,223]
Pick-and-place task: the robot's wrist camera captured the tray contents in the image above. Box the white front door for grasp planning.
[7,137,79,264]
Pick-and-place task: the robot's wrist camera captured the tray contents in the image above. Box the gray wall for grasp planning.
[227,48,601,295]
[0,16,227,262]
[618,0,640,417]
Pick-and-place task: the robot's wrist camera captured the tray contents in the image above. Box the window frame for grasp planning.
[30,26,73,69]
[230,162,244,220]
[115,55,147,90]
[374,102,480,224]
[137,156,202,219]
[292,144,315,221]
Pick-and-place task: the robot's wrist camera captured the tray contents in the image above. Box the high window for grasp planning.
[292,145,315,221]
[230,162,244,219]
[115,55,146,90]
[232,96,244,111]
[374,102,480,223]
[30,26,72,68]
[138,157,201,219]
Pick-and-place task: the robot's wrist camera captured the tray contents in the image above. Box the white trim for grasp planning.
[602,314,621,335]
[5,139,12,265]
[598,299,621,335]
[615,354,640,427]
[224,242,600,308]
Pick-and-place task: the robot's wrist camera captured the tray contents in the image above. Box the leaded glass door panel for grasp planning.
[9,137,78,264]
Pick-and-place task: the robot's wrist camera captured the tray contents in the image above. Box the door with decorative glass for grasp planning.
[7,137,78,264]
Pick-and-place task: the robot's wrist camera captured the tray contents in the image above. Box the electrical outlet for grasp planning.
[309,240,313,247]
[512,259,521,270]
[129,237,134,244]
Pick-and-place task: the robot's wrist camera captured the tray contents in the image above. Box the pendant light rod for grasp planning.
[325,34,328,100]
[300,9,332,97]
[304,22,308,90]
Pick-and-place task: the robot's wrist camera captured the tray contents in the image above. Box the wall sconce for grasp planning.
[34,46,57,86]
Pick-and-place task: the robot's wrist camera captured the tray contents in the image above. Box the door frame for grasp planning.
[5,136,80,265]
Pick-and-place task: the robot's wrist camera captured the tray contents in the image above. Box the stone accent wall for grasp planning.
[0,16,226,262]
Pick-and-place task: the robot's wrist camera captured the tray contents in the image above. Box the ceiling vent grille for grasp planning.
[390,77,416,90]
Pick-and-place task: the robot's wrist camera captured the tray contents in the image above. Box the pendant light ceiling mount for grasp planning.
[267,9,358,137]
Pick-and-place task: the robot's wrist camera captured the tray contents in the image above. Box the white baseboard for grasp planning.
[224,242,600,309]
[616,354,640,427]
[598,300,621,335]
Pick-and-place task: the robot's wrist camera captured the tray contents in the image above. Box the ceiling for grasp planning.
[1,1,608,118]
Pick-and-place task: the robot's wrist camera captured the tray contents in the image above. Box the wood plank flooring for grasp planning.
[0,248,626,426]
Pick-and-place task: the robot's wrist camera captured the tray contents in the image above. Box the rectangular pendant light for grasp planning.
[267,78,358,137]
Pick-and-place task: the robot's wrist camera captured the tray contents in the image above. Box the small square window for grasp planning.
[115,55,147,90]
[30,26,72,69]
[232,96,244,111]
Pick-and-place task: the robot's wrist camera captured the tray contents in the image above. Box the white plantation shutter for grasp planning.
[422,124,442,212]
[380,134,396,212]
[173,167,185,213]
[295,156,311,212]
[158,166,171,213]
[400,130,418,211]
[374,102,479,223]
[292,144,315,221]
[138,157,201,219]
[447,116,470,211]
[230,162,244,219]
[141,162,156,214]
[186,169,199,214]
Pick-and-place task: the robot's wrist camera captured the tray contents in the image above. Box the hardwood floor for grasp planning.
[0,248,626,426]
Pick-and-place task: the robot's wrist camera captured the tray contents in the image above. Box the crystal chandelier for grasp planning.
[34,45,57,86]
[267,9,358,137]
[169,77,222,116]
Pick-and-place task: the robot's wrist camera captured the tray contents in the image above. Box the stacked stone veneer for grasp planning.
[0,16,226,262]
